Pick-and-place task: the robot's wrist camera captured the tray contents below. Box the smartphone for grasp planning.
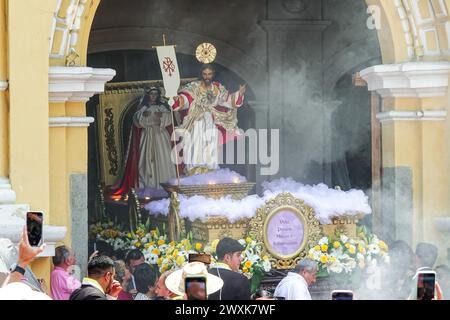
[188,253,211,265]
[417,271,436,300]
[185,276,207,300]
[26,211,43,247]
[331,290,354,300]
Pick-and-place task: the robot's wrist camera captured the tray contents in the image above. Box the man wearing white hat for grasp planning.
[165,261,223,299]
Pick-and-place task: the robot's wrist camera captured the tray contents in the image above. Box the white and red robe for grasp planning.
[172,80,244,171]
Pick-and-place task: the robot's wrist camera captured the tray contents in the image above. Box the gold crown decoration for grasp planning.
[196,43,217,64]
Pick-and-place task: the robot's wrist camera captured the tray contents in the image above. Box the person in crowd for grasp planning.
[274,258,317,300]
[165,261,223,300]
[0,226,51,300]
[155,270,179,299]
[124,248,145,294]
[435,265,450,300]
[50,245,81,300]
[383,240,416,299]
[208,237,251,300]
[408,242,443,300]
[69,255,122,300]
[133,263,158,300]
[114,260,133,300]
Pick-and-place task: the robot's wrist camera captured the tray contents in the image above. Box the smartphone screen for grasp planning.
[417,272,435,300]
[185,277,207,300]
[331,291,353,300]
[26,211,43,247]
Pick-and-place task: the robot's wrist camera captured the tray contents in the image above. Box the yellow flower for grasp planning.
[169,241,176,247]
[242,267,249,273]
[195,243,203,251]
[314,245,321,251]
[321,244,328,252]
[149,241,155,246]
[379,240,388,251]
[134,241,141,248]
[246,237,252,244]
[158,239,165,246]
[244,261,252,269]
[176,255,185,265]
[172,249,179,258]
[127,233,132,238]
[345,243,351,249]
[333,241,341,249]
[329,256,336,263]
[320,255,328,264]
[157,258,163,266]
[358,245,366,254]
[152,248,160,255]
[348,245,356,255]
[161,264,168,273]
[144,243,152,249]
[211,239,220,252]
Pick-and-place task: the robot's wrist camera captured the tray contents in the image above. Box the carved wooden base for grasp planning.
[189,216,250,244]
[321,216,359,239]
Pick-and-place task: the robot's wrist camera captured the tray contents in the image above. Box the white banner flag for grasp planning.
[156,45,181,99]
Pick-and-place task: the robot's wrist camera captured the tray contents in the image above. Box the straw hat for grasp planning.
[165,262,223,296]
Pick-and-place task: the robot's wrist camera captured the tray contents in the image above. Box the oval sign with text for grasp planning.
[265,207,305,259]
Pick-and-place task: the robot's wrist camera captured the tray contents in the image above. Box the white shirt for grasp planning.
[274,272,311,300]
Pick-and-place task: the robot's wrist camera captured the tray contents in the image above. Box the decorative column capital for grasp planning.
[49,117,95,128]
[376,110,447,123]
[49,67,116,103]
[360,62,450,98]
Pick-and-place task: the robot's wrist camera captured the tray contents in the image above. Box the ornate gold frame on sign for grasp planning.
[249,192,322,269]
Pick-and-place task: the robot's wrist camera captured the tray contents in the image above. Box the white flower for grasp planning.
[113,238,125,251]
[159,244,168,252]
[238,239,246,246]
[263,261,271,272]
[368,244,380,255]
[318,237,329,246]
[329,262,343,274]
[141,237,148,243]
[340,235,349,243]
[147,253,158,265]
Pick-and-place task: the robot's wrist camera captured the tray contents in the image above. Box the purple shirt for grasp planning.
[50,266,81,300]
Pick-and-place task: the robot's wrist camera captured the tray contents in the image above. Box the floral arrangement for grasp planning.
[308,226,389,282]
[89,220,128,251]
[90,220,271,288]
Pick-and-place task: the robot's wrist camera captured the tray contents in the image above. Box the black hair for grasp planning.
[53,245,70,266]
[133,263,158,294]
[88,255,115,277]
[125,248,144,265]
[199,64,216,79]
[416,242,438,268]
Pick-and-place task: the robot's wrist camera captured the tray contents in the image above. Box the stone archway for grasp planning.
[44,0,450,264]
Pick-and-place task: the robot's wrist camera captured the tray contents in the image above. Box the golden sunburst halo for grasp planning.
[195,43,217,64]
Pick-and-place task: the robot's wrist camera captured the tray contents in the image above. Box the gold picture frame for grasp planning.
[249,192,322,269]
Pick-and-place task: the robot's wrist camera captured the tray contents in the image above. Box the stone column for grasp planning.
[0,0,15,205]
[260,18,330,183]
[361,62,450,252]
[48,66,115,277]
